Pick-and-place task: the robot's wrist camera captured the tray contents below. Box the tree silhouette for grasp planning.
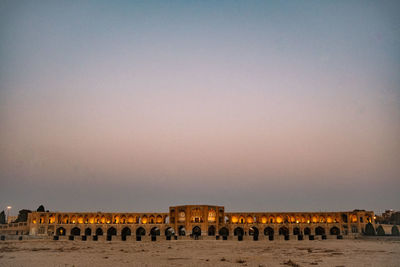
[391,225,399,236]
[376,225,385,236]
[37,205,45,212]
[0,211,6,224]
[364,223,375,236]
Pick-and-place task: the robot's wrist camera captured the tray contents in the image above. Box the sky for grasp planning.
[0,0,399,215]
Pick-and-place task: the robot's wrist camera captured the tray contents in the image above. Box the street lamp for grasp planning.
[6,206,12,223]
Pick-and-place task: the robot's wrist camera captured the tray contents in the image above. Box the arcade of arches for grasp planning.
[9,205,375,239]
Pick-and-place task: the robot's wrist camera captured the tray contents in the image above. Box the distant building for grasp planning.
[0,204,375,240]
[7,216,17,224]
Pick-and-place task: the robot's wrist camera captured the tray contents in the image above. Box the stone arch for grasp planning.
[219,227,229,237]
[71,227,81,236]
[234,227,244,236]
[70,215,77,224]
[341,214,348,223]
[165,227,175,236]
[127,215,135,224]
[156,215,163,224]
[107,227,117,236]
[150,227,160,236]
[62,215,69,224]
[264,227,274,236]
[246,215,254,224]
[121,227,131,237]
[48,215,55,224]
[268,216,275,223]
[120,215,127,224]
[192,226,202,236]
[276,216,283,224]
[239,216,245,224]
[84,228,92,236]
[312,215,318,223]
[279,226,289,236]
[350,214,358,223]
[178,226,186,236]
[208,225,216,236]
[283,215,289,223]
[293,227,300,235]
[260,216,267,224]
[249,226,259,237]
[315,226,325,235]
[56,227,66,236]
[136,227,146,236]
[96,228,103,236]
[304,227,311,235]
[330,226,340,235]
[141,216,148,224]
[149,215,155,224]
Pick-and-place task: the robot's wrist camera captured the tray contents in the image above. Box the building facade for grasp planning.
[0,205,375,240]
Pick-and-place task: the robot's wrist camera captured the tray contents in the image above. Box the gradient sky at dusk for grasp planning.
[1,1,399,214]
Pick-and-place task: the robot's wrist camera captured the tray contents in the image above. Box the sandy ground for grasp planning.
[0,238,399,267]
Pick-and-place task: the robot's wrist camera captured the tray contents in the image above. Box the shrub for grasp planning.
[376,225,385,236]
[364,223,375,236]
[391,225,399,236]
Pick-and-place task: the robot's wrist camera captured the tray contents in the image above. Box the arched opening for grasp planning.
[315,226,325,235]
[264,227,274,236]
[84,228,92,236]
[150,227,160,236]
[279,226,289,236]
[192,226,202,236]
[249,227,259,236]
[234,227,244,236]
[136,227,146,236]
[330,227,340,235]
[56,227,66,236]
[121,227,131,237]
[304,227,311,235]
[96,228,103,236]
[165,227,175,236]
[178,226,186,236]
[107,227,117,236]
[249,226,259,240]
[239,216,245,224]
[208,225,216,236]
[71,227,81,236]
[293,227,300,235]
[219,227,229,237]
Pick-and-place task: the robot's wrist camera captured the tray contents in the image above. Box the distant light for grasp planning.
[7,206,11,209]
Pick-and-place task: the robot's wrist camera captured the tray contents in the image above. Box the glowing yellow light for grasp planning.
[231,216,238,223]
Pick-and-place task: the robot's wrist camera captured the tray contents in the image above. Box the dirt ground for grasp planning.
[0,238,399,266]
